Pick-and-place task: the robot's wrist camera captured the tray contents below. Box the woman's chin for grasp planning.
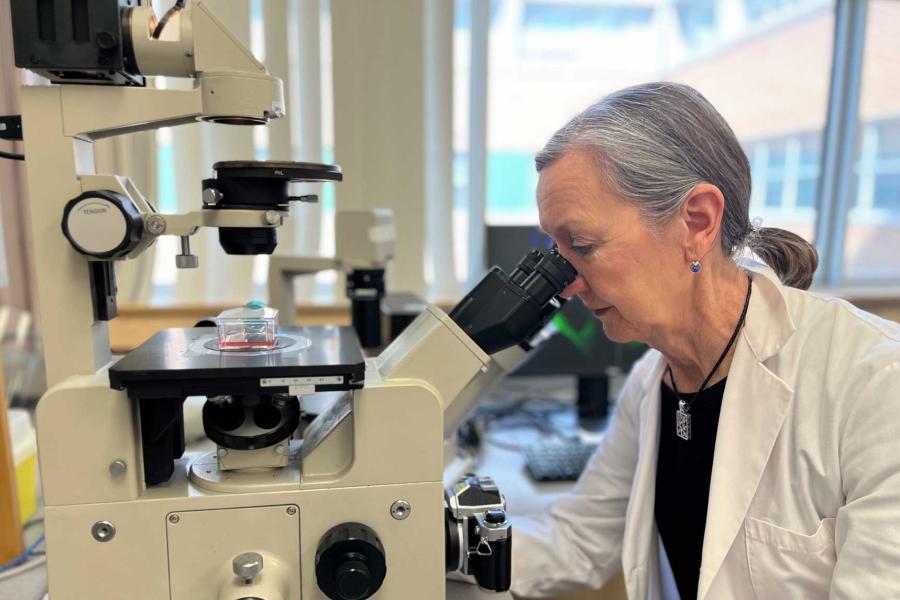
[598,313,640,344]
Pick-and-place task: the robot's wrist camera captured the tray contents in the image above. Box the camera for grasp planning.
[444,474,512,592]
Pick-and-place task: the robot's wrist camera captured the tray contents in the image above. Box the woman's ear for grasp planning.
[680,183,725,263]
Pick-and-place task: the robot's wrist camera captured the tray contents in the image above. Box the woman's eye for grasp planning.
[571,244,594,257]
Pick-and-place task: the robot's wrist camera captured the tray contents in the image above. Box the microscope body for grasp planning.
[12,2,576,597]
[35,306,501,599]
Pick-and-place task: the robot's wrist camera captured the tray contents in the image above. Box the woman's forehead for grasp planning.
[538,194,603,239]
[538,171,613,229]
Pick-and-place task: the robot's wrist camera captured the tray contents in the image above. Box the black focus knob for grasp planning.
[316,523,386,600]
[61,191,144,259]
[335,555,371,599]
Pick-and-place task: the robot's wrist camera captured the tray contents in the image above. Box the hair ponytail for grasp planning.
[747,227,819,290]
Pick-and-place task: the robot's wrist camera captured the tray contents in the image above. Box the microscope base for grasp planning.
[43,472,445,599]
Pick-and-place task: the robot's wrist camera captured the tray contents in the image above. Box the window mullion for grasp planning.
[814,0,868,286]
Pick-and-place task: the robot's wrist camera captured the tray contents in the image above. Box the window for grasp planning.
[745,0,823,22]
[481,0,835,247]
[455,0,503,30]
[842,0,900,281]
[747,133,821,214]
[676,0,717,48]
[522,3,655,32]
[870,120,900,211]
[796,134,821,208]
[763,140,788,208]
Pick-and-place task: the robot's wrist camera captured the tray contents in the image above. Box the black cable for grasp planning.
[152,0,187,39]
[0,150,24,161]
[465,394,573,450]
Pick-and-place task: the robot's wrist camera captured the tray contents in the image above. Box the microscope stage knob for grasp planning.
[232,551,264,582]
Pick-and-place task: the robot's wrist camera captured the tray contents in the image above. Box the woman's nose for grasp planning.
[561,275,588,299]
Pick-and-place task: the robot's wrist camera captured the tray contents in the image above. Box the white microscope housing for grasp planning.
[11,1,578,598]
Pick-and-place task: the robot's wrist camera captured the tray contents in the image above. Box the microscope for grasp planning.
[9,1,577,598]
[267,208,396,349]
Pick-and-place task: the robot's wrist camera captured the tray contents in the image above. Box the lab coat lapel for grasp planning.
[622,357,666,597]
[697,265,796,599]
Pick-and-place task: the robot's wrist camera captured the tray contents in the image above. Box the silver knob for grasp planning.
[175,254,199,269]
[175,236,199,269]
[233,552,263,583]
[108,460,127,477]
[203,188,224,206]
[145,214,167,235]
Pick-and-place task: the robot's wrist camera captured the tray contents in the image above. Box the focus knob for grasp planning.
[62,191,144,259]
[315,523,386,600]
[335,555,370,599]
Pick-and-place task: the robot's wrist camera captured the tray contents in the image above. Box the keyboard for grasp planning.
[524,439,598,482]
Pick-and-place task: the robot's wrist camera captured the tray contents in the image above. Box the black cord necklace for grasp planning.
[666,274,752,441]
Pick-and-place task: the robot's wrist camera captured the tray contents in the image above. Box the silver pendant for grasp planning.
[676,399,692,441]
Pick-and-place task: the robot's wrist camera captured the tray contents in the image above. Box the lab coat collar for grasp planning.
[737,258,797,362]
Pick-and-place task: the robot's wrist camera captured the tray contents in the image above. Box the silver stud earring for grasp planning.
[690,260,702,273]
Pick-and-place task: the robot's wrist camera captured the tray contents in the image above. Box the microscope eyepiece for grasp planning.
[508,249,543,286]
[449,248,576,355]
[521,248,578,307]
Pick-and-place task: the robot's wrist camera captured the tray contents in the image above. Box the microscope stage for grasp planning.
[109,326,365,399]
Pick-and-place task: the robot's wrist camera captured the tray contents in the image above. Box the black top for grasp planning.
[655,377,727,600]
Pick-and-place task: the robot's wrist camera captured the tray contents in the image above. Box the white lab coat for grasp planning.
[511,260,900,599]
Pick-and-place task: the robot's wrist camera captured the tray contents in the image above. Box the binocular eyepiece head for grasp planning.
[449,247,577,355]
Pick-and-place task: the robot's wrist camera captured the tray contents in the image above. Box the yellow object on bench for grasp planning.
[8,409,37,524]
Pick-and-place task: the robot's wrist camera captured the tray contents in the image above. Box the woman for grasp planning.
[511,82,900,599]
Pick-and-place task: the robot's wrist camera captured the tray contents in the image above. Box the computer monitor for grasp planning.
[486,225,646,428]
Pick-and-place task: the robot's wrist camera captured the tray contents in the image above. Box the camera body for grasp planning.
[445,474,512,592]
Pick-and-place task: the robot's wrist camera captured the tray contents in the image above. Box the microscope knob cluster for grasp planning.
[61,190,144,259]
[315,523,386,600]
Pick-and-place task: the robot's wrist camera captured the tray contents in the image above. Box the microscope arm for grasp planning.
[154,209,287,236]
[54,2,283,142]
[18,1,286,386]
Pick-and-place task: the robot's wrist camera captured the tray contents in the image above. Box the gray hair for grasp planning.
[535,82,818,290]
